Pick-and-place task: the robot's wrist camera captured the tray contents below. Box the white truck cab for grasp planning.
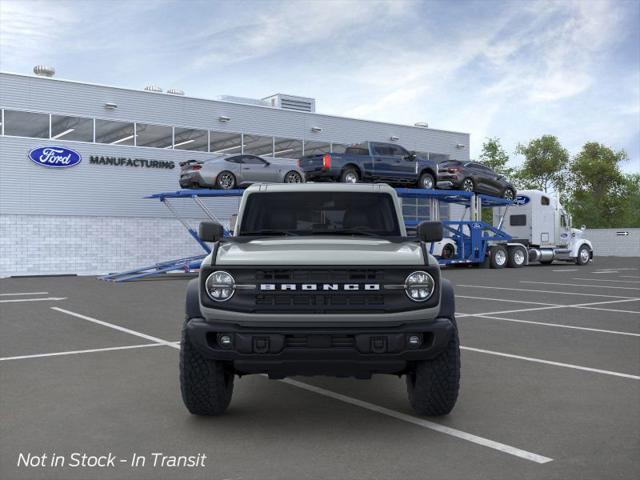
[494,190,593,265]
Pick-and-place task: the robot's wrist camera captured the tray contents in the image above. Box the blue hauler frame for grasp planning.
[101,187,512,281]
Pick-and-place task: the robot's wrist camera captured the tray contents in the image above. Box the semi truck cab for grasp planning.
[494,190,593,265]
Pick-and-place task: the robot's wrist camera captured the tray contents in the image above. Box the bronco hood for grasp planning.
[215,237,425,266]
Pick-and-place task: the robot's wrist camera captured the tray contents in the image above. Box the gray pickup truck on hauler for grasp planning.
[180,183,460,416]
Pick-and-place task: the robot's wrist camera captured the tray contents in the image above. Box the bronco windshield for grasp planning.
[239,192,401,237]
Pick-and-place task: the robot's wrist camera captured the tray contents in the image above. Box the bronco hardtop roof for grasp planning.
[244,182,397,194]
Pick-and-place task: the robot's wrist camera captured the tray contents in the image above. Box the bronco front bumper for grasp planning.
[185,317,455,378]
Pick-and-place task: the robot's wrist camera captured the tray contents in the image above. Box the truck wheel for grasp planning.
[340,168,359,183]
[507,246,526,268]
[406,318,460,416]
[489,245,507,269]
[180,320,234,416]
[284,170,303,183]
[418,172,435,189]
[576,245,591,265]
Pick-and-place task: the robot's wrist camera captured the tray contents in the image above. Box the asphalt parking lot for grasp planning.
[1,257,639,480]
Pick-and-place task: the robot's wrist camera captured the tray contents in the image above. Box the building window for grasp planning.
[273,137,303,159]
[331,143,348,154]
[303,140,330,156]
[174,127,208,151]
[95,119,135,145]
[135,123,173,149]
[51,114,93,142]
[3,110,49,138]
[210,131,243,154]
[243,134,274,156]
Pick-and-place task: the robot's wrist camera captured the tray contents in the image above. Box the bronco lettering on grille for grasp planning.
[260,284,380,291]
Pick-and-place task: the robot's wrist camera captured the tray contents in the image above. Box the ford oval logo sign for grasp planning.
[28,146,82,168]
[514,195,530,205]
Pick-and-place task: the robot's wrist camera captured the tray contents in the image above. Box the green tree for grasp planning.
[479,137,514,177]
[566,142,631,228]
[515,135,569,193]
[618,174,640,227]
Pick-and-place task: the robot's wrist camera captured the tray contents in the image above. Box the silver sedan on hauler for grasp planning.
[179,154,305,190]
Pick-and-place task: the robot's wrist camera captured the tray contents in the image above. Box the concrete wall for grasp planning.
[586,228,640,257]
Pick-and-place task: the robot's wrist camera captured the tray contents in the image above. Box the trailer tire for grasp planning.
[489,245,508,269]
[576,245,591,266]
[418,172,435,190]
[180,320,234,416]
[441,243,455,259]
[507,246,526,268]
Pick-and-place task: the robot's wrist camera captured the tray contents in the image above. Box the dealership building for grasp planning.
[0,69,470,278]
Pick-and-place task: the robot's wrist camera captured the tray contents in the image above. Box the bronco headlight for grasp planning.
[205,271,235,302]
[404,271,435,302]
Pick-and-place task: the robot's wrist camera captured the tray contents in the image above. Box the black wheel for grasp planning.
[340,167,359,183]
[503,188,515,201]
[507,246,526,268]
[418,172,435,189]
[576,245,591,265]
[180,320,234,416]
[441,243,455,259]
[216,171,236,190]
[489,245,507,269]
[461,178,475,192]
[284,170,303,183]
[406,318,460,416]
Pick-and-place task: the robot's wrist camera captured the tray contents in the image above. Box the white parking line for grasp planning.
[457,295,557,306]
[0,343,165,361]
[621,276,640,279]
[461,347,640,380]
[458,298,640,318]
[576,305,640,315]
[51,307,180,348]
[461,315,640,337]
[0,297,67,303]
[280,378,553,464]
[0,292,49,296]
[456,284,637,299]
[572,278,640,284]
[521,281,640,291]
[552,269,578,272]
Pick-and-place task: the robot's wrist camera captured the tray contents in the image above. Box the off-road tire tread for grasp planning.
[406,319,460,416]
[180,320,233,415]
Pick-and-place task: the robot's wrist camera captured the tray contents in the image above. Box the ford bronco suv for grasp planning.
[180,183,460,416]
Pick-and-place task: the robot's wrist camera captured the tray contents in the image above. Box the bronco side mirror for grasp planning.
[417,221,443,242]
[199,222,225,242]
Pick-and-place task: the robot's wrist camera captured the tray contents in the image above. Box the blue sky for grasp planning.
[1,0,638,172]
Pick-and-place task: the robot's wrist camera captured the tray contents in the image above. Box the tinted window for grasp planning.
[210,131,242,154]
[239,192,400,236]
[345,147,369,155]
[225,156,243,164]
[174,127,208,151]
[541,196,550,206]
[51,114,93,142]
[242,155,266,165]
[273,137,303,158]
[388,145,409,157]
[510,215,527,226]
[372,144,393,155]
[95,119,135,145]
[136,123,173,148]
[4,110,49,138]
[244,134,274,156]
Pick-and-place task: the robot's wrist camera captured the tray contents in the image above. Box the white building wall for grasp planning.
[586,228,640,257]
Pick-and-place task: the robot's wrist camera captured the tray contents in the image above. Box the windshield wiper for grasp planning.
[240,229,300,237]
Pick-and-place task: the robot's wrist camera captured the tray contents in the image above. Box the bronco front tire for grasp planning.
[180,320,234,415]
[406,319,460,416]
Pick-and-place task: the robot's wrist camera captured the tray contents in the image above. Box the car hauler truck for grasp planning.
[492,190,593,266]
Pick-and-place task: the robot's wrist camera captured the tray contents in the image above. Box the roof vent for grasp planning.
[262,94,316,113]
[167,88,185,96]
[33,65,55,77]
[414,122,429,128]
[144,85,163,93]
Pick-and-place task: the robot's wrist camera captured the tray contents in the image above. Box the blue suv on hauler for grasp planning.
[298,141,439,189]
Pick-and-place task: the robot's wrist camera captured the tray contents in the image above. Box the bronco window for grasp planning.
[239,192,401,236]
